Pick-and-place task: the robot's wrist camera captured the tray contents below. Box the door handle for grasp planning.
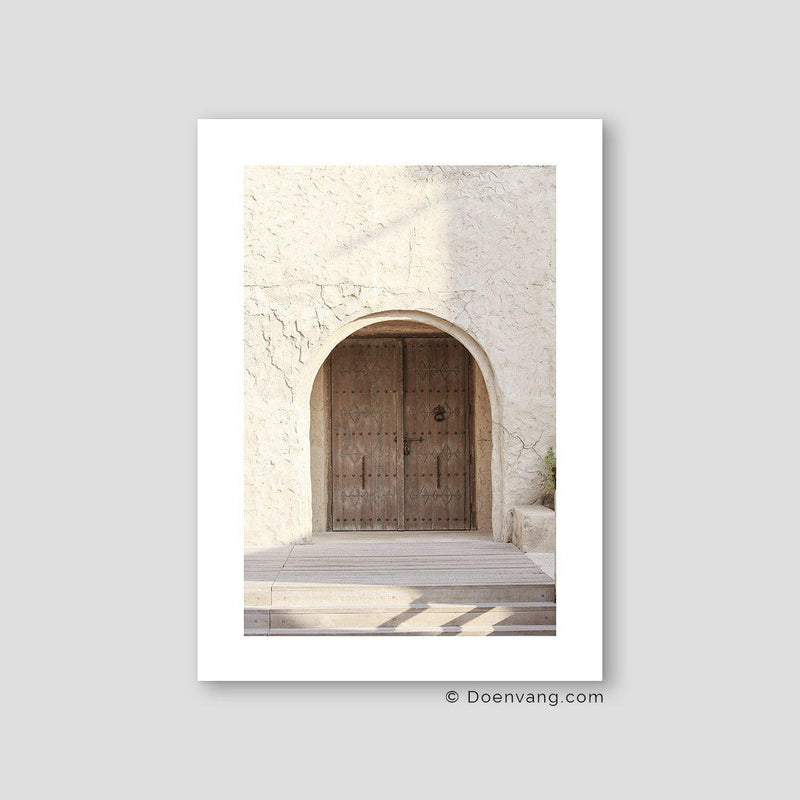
[361,455,365,490]
[436,454,441,488]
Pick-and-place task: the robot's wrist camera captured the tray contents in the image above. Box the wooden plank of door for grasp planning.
[402,339,426,530]
[446,340,469,530]
[330,338,401,531]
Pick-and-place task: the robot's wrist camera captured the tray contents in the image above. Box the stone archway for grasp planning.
[302,311,504,541]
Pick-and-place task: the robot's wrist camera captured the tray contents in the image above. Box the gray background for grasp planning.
[3,2,796,796]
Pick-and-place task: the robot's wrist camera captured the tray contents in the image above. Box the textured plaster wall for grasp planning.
[472,361,493,534]
[309,363,329,533]
[244,165,555,546]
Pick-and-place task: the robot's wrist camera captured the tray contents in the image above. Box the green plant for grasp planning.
[544,447,556,492]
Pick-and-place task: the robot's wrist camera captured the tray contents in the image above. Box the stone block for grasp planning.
[511,505,555,554]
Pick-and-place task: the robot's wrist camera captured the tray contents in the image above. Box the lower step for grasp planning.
[264,583,555,606]
[245,602,556,634]
[260,625,556,636]
[264,602,555,630]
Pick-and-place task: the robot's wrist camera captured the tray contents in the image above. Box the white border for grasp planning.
[198,120,602,681]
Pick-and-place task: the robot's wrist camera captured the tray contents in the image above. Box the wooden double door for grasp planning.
[330,337,472,531]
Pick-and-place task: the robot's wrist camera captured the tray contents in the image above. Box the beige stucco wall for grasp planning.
[245,165,555,546]
[473,361,493,534]
[309,363,329,533]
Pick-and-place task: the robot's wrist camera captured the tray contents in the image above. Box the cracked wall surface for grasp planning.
[244,165,555,546]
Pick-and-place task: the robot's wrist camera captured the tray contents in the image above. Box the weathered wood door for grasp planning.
[330,336,470,531]
[330,339,403,530]
[402,338,470,530]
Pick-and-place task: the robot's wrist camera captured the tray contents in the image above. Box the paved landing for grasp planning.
[245,534,553,589]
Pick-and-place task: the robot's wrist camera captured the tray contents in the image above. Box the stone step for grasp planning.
[262,625,556,636]
[285,547,522,558]
[282,552,531,561]
[266,602,556,630]
[294,549,507,553]
[246,561,538,579]
[272,569,551,581]
[262,582,555,606]
[278,559,536,569]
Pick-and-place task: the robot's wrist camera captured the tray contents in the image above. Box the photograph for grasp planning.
[243,165,557,635]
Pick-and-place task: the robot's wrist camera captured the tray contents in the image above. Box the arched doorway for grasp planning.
[309,318,494,534]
